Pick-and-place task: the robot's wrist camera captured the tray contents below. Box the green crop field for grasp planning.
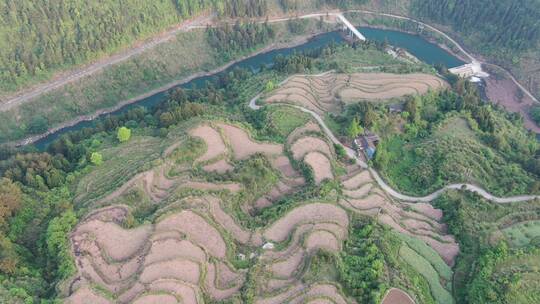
[399,244,454,304]
[397,233,453,283]
[503,220,540,247]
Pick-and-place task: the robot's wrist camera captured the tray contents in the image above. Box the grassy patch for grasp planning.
[433,190,540,303]
[267,107,310,137]
[502,220,540,247]
[74,135,164,207]
[399,244,454,304]
[396,233,453,283]
[378,114,537,196]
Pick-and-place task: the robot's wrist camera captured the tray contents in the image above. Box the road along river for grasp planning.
[30,24,464,149]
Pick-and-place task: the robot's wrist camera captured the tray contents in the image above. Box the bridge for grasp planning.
[335,14,366,41]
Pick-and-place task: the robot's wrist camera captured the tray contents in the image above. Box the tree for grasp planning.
[530,105,540,125]
[0,234,18,274]
[46,210,77,281]
[0,178,22,229]
[363,108,377,128]
[347,117,364,138]
[117,126,131,142]
[90,152,103,165]
[27,116,49,134]
[265,80,276,92]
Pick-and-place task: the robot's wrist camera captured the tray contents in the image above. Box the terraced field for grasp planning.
[63,118,458,303]
[265,72,447,114]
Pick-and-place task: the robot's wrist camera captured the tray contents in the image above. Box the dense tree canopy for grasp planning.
[0,0,272,94]
[411,0,540,59]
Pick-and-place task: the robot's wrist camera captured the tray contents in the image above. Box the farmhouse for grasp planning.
[354,131,380,159]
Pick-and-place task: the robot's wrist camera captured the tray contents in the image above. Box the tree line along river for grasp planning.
[33,26,465,150]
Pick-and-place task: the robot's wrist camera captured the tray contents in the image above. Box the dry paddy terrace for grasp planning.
[265,72,447,114]
[64,117,455,303]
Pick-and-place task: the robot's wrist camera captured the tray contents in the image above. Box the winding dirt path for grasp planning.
[249,80,539,204]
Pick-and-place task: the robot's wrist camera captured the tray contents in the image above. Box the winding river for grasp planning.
[33,27,464,150]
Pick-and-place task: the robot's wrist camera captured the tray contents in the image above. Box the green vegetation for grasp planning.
[466,242,540,304]
[0,19,538,302]
[346,117,364,138]
[0,0,218,94]
[206,22,275,61]
[265,107,311,138]
[502,220,540,247]
[117,127,132,143]
[397,233,453,283]
[531,105,540,125]
[351,79,540,196]
[412,1,540,60]
[399,244,453,304]
[338,221,385,303]
[410,0,540,99]
[90,152,103,166]
[0,17,330,144]
[74,136,164,207]
[433,190,540,303]
[0,0,276,95]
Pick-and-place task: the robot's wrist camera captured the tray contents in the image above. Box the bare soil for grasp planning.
[132,294,179,304]
[305,230,340,252]
[189,125,226,162]
[382,288,415,304]
[271,249,305,278]
[342,170,372,189]
[203,159,233,173]
[266,72,446,115]
[65,286,112,304]
[182,181,242,193]
[304,152,333,184]
[156,211,227,258]
[217,123,282,160]
[291,136,332,160]
[264,203,348,242]
[74,220,151,261]
[485,76,540,133]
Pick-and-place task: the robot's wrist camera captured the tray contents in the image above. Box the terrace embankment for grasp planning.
[65,120,458,303]
[265,72,447,115]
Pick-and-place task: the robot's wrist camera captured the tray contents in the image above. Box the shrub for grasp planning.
[90,152,103,166]
[117,126,131,142]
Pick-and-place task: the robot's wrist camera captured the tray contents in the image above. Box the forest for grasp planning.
[206,21,275,60]
[0,0,271,95]
[411,0,540,60]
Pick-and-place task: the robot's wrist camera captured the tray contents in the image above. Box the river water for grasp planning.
[34,27,464,150]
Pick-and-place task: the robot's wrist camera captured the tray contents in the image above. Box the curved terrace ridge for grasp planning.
[249,80,540,204]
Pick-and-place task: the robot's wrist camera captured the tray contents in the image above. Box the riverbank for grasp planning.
[345,9,540,133]
[9,9,539,148]
[12,31,334,147]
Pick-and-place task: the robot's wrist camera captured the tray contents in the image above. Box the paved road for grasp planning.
[344,9,539,104]
[249,83,539,203]
[2,9,537,113]
[0,14,213,112]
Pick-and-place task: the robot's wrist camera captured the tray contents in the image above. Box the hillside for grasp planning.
[0,0,273,97]
[0,3,539,303]
[409,0,540,100]
[0,39,538,303]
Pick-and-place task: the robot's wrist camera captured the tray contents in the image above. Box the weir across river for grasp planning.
[335,13,366,41]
